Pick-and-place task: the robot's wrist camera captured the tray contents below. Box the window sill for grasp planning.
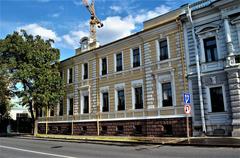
[131,109,144,112]
[130,66,142,71]
[100,74,109,79]
[101,111,109,113]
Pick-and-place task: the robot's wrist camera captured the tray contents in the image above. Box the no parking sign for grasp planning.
[184,105,191,114]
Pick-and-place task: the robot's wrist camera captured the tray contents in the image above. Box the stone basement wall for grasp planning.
[38,117,192,137]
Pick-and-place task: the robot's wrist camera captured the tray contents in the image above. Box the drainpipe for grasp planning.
[187,6,206,134]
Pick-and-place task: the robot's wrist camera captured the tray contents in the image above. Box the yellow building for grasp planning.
[38,5,189,137]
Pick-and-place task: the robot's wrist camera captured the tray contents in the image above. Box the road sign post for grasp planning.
[184,93,191,143]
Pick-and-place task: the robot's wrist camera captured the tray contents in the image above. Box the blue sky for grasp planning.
[0,0,195,61]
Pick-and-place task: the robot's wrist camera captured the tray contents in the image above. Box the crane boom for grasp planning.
[82,0,103,44]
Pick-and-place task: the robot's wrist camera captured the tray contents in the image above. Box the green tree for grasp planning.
[0,30,64,134]
[0,65,12,119]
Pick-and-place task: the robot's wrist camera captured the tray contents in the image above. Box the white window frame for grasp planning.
[156,73,176,108]
[100,86,110,112]
[67,67,74,84]
[81,62,89,80]
[80,89,89,114]
[99,57,108,76]
[196,25,221,63]
[155,36,170,62]
[199,35,221,63]
[114,83,125,111]
[130,45,142,68]
[67,94,74,115]
[114,52,124,72]
[206,84,227,113]
[41,107,45,117]
[131,79,144,110]
[57,100,63,116]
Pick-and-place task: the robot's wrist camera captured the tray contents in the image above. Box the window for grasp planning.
[68,98,73,115]
[83,96,89,113]
[159,40,168,60]
[83,63,88,80]
[37,108,43,117]
[133,125,142,135]
[101,57,107,75]
[101,126,107,134]
[163,125,173,136]
[59,100,63,116]
[116,53,123,72]
[116,125,124,134]
[102,92,109,112]
[162,82,172,107]
[210,87,225,112]
[50,106,54,116]
[117,90,125,111]
[68,68,73,83]
[135,87,143,109]
[204,37,218,62]
[81,126,87,134]
[132,47,140,68]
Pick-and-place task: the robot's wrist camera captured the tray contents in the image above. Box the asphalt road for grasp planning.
[0,137,239,158]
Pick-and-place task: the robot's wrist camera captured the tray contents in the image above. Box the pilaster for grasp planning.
[73,64,79,115]
[143,42,155,109]
[227,69,240,136]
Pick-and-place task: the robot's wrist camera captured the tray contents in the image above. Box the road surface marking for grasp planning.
[0,145,78,158]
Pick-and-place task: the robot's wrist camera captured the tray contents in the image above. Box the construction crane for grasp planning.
[82,0,103,44]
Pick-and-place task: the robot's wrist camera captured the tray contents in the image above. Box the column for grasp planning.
[224,17,235,67]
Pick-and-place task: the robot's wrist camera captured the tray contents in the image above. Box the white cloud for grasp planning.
[18,23,61,42]
[73,0,82,6]
[61,4,171,48]
[110,6,122,13]
[134,5,171,23]
[62,30,88,48]
[97,16,135,45]
[51,13,60,18]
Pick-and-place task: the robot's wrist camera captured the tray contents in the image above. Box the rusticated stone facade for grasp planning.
[38,118,192,137]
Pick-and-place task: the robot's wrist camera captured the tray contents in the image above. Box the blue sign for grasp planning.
[184,93,191,104]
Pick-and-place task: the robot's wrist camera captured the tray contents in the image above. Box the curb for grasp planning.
[13,136,240,148]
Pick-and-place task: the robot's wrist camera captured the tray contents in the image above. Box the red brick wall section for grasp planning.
[38,117,192,137]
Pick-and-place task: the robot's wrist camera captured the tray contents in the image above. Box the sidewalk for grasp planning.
[15,134,240,148]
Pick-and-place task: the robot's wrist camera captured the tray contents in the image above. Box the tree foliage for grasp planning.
[0,30,64,131]
[0,64,12,118]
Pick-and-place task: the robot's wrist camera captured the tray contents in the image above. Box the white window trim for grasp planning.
[100,86,110,112]
[156,73,176,108]
[99,57,108,76]
[67,67,73,84]
[198,32,221,63]
[206,84,227,113]
[155,37,170,62]
[130,46,142,68]
[114,83,125,111]
[114,52,124,72]
[131,79,144,110]
[67,95,74,115]
[80,90,89,114]
[81,63,89,80]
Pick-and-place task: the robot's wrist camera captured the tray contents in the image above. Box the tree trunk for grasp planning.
[29,101,36,135]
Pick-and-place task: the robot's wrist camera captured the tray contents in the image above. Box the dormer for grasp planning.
[80,37,89,52]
